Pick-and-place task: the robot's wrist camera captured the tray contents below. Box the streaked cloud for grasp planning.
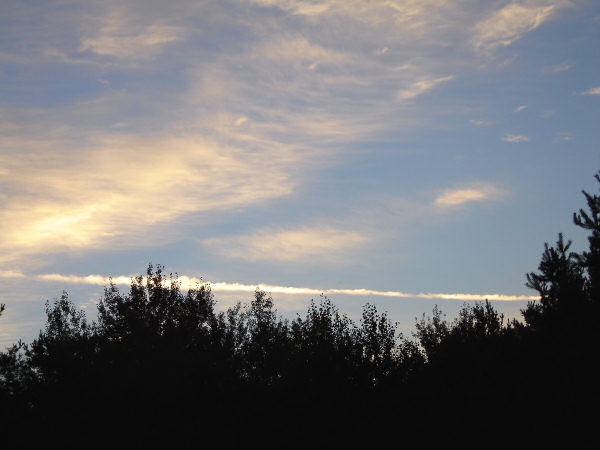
[250,0,332,16]
[249,0,451,28]
[256,37,346,64]
[0,132,308,263]
[502,134,531,143]
[554,132,572,142]
[434,183,503,207]
[514,104,528,112]
[544,62,572,72]
[6,271,539,302]
[469,119,494,126]
[0,270,25,279]
[473,1,565,52]
[202,226,369,262]
[581,87,600,96]
[540,109,556,118]
[78,9,183,60]
[397,76,454,101]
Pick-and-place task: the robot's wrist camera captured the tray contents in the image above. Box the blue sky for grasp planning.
[1,0,599,347]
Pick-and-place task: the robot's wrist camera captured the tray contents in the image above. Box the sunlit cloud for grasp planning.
[514,104,528,112]
[11,271,539,302]
[581,87,600,96]
[257,38,346,64]
[0,133,307,262]
[78,8,183,60]
[0,0,585,314]
[397,76,454,101]
[202,226,369,262]
[250,0,332,16]
[0,270,26,279]
[473,1,564,52]
[503,134,531,143]
[434,184,503,207]
[435,189,485,207]
[249,0,449,27]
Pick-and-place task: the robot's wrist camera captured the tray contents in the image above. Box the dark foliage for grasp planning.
[2,172,600,446]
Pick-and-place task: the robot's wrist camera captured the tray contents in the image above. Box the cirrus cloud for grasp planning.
[472,1,566,53]
[202,226,370,262]
[502,134,531,143]
[581,87,600,96]
[434,183,504,208]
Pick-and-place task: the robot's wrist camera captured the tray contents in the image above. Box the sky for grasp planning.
[1,0,599,348]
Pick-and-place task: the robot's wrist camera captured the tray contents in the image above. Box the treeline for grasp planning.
[2,174,600,446]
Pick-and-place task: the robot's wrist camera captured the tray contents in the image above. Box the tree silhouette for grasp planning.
[3,171,600,445]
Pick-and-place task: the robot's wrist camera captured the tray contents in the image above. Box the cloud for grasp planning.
[544,62,572,72]
[434,184,503,207]
[77,8,183,60]
[249,0,447,26]
[514,104,528,112]
[0,0,576,274]
[553,132,572,142]
[255,37,347,65]
[0,132,309,262]
[502,134,531,143]
[540,109,556,118]
[469,119,494,126]
[250,0,332,16]
[20,271,540,302]
[581,87,600,96]
[473,1,565,52]
[202,226,369,262]
[397,76,454,101]
[0,270,26,279]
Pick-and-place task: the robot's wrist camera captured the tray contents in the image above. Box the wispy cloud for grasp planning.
[581,87,600,96]
[473,1,564,53]
[544,62,572,72]
[77,8,183,60]
[514,104,528,112]
[0,270,25,279]
[469,119,494,126]
[256,38,346,64]
[250,0,332,16]
[0,132,308,262]
[554,132,572,142]
[0,0,579,278]
[202,226,369,262]
[397,76,454,101]
[4,271,538,302]
[434,183,503,207]
[502,134,531,143]
[540,109,556,118]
